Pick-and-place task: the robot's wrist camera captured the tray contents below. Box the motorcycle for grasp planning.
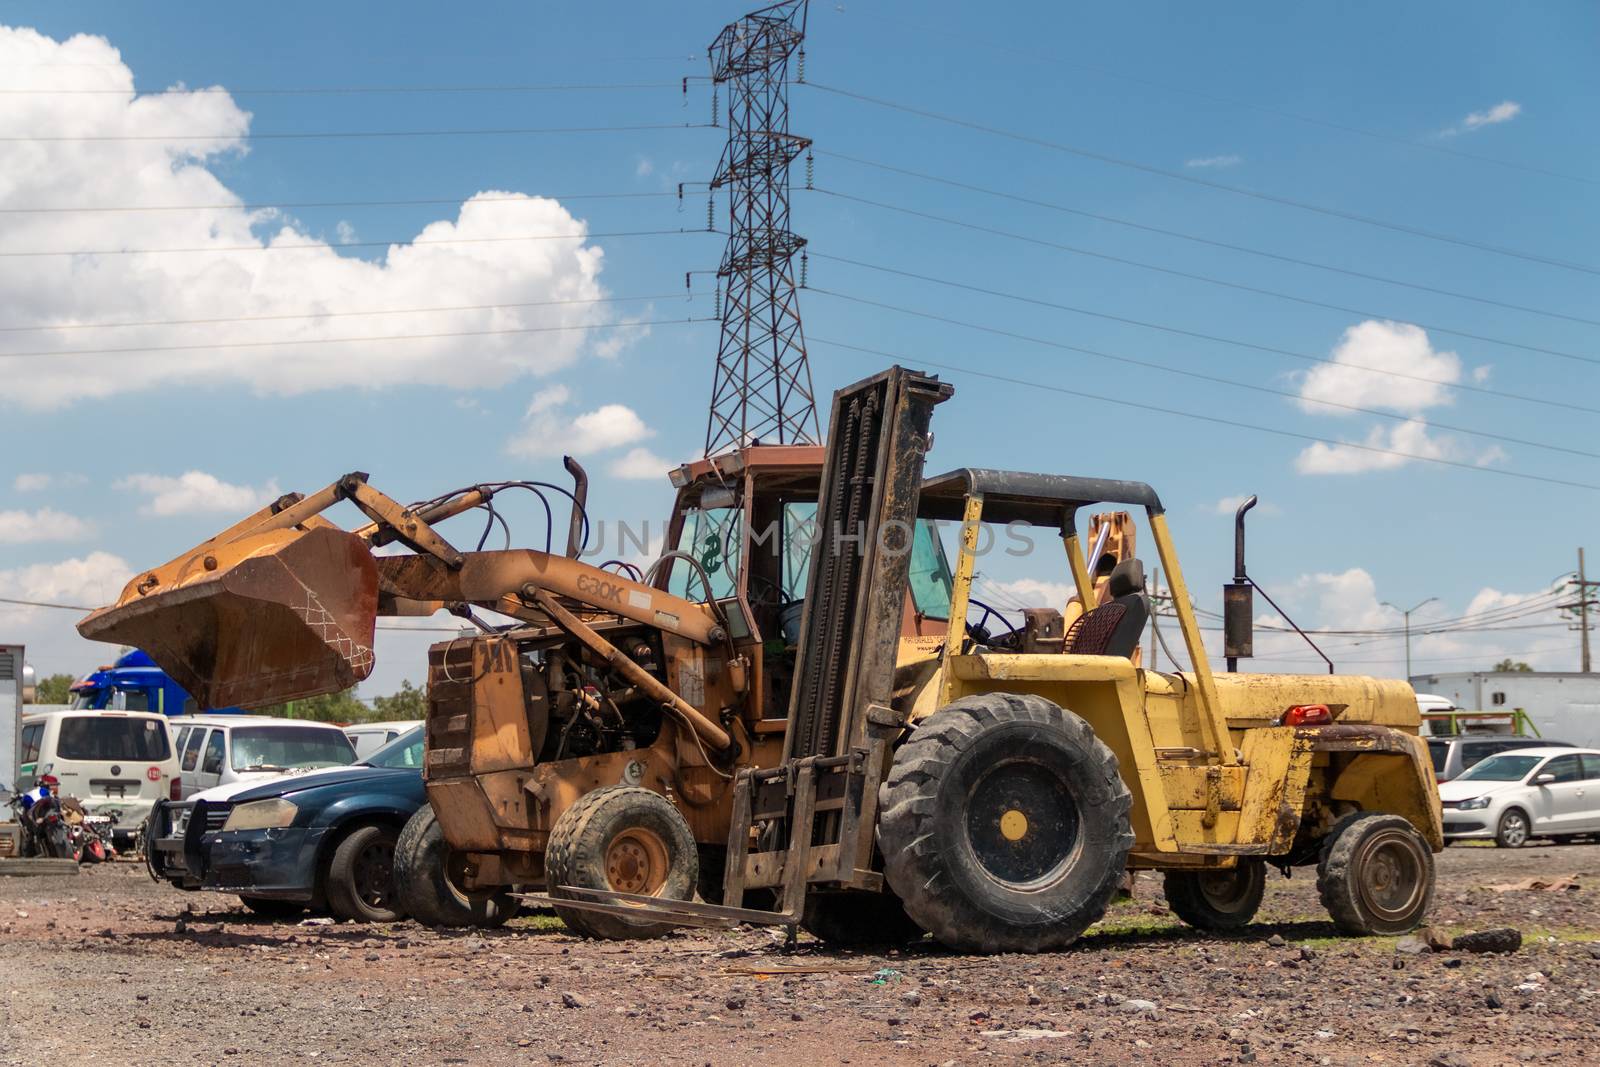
[7,775,84,861]
[64,801,118,864]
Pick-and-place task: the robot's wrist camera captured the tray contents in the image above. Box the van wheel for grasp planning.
[239,896,305,920]
[545,786,697,941]
[878,693,1133,954]
[1164,860,1266,931]
[1494,809,1530,849]
[325,825,402,923]
[393,806,514,928]
[1317,813,1434,935]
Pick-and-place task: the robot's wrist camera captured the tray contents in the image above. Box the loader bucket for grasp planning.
[77,525,379,710]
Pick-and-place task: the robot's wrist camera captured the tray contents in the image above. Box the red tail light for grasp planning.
[1282,704,1333,726]
[169,777,182,801]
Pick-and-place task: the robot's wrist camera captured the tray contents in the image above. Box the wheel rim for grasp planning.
[605,827,670,896]
[1195,864,1257,914]
[1502,813,1527,846]
[964,758,1080,888]
[352,838,396,909]
[1353,828,1428,923]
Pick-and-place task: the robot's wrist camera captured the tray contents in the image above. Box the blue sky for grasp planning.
[3,1,1597,695]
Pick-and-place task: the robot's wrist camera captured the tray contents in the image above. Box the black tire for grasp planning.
[393,806,514,928]
[545,786,697,941]
[801,889,924,948]
[1494,808,1530,849]
[325,825,402,923]
[1164,860,1266,931]
[1316,813,1435,935]
[878,693,1134,954]
[239,896,306,920]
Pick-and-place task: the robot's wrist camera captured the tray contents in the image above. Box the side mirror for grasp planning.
[1533,772,1557,785]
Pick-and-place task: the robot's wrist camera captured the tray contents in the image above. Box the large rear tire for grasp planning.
[393,806,514,928]
[878,693,1134,953]
[1164,860,1266,931]
[545,786,697,940]
[1316,812,1435,935]
[801,889,924,948]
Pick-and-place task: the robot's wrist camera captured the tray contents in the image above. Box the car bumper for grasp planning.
[202,826,328,900]
[1441,814,1494,839]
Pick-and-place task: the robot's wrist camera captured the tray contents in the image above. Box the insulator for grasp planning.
[707,196,715,231]
[799,251,808,288]
[681,77,688,107]
[797,49,806,84]
[805,151,814,190]
[711,86,719,126]
[684,271,692,291]
[714,284,722,317]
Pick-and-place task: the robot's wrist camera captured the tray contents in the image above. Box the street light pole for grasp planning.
[1382,596,1439,680]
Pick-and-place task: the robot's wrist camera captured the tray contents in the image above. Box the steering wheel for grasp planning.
[964,597,1014,646]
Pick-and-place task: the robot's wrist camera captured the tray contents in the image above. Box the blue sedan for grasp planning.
[148,727,425,921]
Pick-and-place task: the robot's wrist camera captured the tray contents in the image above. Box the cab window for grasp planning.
[57,715,171,760]
[907,520,955,620]
[19,723,42,766]
[671,506,742,601]
[182,729,207,771]
[201,731,225,775]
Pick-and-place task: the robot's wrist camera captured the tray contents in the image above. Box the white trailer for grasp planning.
[1410,670,1600,747]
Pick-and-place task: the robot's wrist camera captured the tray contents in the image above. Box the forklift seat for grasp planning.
[1063,559,1148,658]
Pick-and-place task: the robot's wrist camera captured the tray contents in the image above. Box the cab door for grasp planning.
[195,729,226,792]
[178,728,208,797]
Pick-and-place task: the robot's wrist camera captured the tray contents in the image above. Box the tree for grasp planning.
[31,673,75,705]
[371,680,427,720]
[257,689,378,724]
[1493,658,1534,673]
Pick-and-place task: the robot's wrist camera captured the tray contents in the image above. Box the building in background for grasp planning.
[1411,670,1600,747]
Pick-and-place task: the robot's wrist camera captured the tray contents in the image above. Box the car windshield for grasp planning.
[1456,753,1541,782]
[229,726,355,771]
[57,715,171,760]
[365,727,424,770]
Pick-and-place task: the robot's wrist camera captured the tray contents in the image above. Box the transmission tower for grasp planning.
[703,0,820,455]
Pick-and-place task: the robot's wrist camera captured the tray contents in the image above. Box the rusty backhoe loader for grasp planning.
[539,367,1443,952]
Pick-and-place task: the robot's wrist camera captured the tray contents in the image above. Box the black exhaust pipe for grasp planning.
[563,456,588,558]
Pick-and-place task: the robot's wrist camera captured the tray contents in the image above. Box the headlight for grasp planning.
[222,798,298,831]
[1458,796,1492,810]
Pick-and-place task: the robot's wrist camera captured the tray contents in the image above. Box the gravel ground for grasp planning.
[3,843,1599,1066]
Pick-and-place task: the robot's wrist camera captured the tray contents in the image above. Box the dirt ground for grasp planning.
[2,843,1598,1067]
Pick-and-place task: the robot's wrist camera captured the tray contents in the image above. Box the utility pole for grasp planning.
[1381,596,1437,681]
[1146,567,1161,671]
[703,0,820,455]
[1570,548,1597,673]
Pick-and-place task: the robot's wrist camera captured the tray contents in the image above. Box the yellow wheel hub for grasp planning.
[999,808,1029,842]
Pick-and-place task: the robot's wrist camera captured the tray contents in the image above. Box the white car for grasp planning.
[1437,746,1600,848]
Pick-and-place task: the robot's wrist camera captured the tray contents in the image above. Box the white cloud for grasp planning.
[0,507,93,543]
[608,447,673,481]
[981,577,1075,609]
[0,25,625,409]
[0,551,132,612]
[506,387,654,459]
[1471,365,1492,384]
[1185,154,1242,169]
[1460,100,1521,132]
[1295,418,1447,475]
[113,470,280,516]
[635,157,655,178]
[1209,495,1281,517]
[14,473,51,491]
[1299,321,1460,416]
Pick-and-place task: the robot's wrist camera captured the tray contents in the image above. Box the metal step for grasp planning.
[516,886,797,931]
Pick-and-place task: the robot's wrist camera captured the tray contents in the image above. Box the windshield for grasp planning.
[57,715,171,760]
[229,726,355,771]
[69,688,104,710]
[365,727,424,770]
[1456,753,1541,783]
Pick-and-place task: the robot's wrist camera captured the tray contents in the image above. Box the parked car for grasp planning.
[147,727,426,921]
[343,720,422,761]
[1438,747,1600,847]
[15,710,180,847]
[170,716,356,798]
[1427,734,1573,783]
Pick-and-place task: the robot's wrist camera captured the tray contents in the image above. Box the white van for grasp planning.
[16,710,180,844]
[343,720,423,760]
[170,716,356,798]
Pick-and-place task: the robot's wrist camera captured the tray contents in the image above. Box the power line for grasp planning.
[808,187,1600,368]
[0,227,707,259]
[0,191,678,215]
[806,334,1600,492]
[807,257,1600,417]
[815,151,1600,330]
[802,302,1599,461]
[0,80,683,96]
[0,315,713,361]
[0,291,708,333]
[0,593,464,632]
[4,121,713,143]
[805,83,1600,277]
[828,10,1595,187]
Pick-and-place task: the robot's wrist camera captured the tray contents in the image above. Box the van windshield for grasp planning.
[57,716,172,761]
[229,727,356,772]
